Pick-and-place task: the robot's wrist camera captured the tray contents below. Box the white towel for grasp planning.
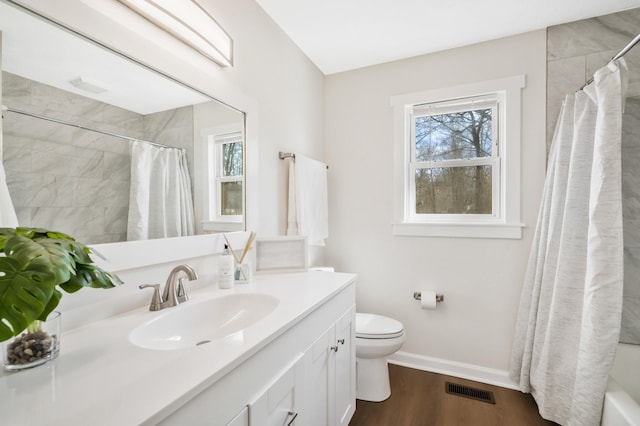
[286,154,328,246]
[0,162,19,227]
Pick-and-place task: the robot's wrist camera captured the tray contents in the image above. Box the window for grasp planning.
[203,126,244,230]
[391,76,525,239]
[412,96,498,217]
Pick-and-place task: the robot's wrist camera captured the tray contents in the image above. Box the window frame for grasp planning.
[391,75,526,239]
[201,124,244,232]
[214,132,243,216]
[409,96,500,222]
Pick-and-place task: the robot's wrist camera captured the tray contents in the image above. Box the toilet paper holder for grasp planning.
[413,292,444,303]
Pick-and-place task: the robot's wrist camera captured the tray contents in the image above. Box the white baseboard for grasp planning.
[388,351,520,391]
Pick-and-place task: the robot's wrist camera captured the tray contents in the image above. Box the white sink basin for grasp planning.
[129,293,279,350]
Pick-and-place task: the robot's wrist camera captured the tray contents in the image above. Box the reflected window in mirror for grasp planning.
[203,125,244,232]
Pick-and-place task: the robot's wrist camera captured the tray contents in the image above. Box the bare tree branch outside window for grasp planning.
[414,108,493,214]
[220,141,243,215]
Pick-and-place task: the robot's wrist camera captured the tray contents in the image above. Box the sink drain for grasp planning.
[196,340,211,346]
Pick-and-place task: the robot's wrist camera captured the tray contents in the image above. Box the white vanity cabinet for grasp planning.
[1,272,358,425]
[333,307,357,426]
[156,279,356,426]
[304,306,356,426]
[227,407,249,426]
[249,354,304,425]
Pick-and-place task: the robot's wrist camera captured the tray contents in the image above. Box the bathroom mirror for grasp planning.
[0,0,246,244]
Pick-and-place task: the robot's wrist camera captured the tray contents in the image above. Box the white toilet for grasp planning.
[355,312,406,402]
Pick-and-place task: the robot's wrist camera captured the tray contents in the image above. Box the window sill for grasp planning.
[392,222,525,239]
[202,220,243,232]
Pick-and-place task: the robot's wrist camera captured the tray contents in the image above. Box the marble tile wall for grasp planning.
[621,97,640,344]
[547,8,640,145]
[547,9,640,344]
[2,72,138,244]
[2,72,194,245]
[143,105,195,189]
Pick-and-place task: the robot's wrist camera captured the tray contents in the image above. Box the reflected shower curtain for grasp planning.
[0,161,18,227]
[127,141,195,241]
[510,60,627,425]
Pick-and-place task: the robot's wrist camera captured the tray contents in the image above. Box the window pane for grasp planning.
[415,166,492,214]
[221,181,243,215]
[415,108,492,162]
[222,142,243,177]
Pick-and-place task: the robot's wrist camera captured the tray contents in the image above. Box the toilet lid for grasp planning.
[356,313,404,339]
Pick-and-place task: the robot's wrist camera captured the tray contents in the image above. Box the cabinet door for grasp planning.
[334,306,356,426]
[249,354,304,426]
[303,306,356,426]
[304,325,335,426]
[226,407,249,426]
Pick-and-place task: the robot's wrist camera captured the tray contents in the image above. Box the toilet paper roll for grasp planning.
[420,290,438,310]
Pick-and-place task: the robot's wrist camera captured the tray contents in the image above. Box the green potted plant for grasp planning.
[0,227,122,370]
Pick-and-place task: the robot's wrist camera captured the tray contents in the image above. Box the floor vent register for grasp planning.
[445,382,496,404]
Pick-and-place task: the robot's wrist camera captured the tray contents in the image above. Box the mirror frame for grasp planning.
[3,0,259,271]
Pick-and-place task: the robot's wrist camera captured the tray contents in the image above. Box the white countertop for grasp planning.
[0,271,356,426]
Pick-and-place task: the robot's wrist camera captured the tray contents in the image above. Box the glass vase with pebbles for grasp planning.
[2,311,61,371]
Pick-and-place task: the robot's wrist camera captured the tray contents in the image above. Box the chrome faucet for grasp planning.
[139,264,199,311]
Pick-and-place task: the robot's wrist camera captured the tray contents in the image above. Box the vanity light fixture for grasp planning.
[117,0,233,67]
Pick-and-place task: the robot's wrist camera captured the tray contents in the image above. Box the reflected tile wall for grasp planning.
[547,9,640,344]
[2,71,195,245]
[143,106,195,188]
[2,71,139,244]
[3,72,138,244]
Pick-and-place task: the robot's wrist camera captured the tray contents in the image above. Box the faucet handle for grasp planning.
[139,284,162,311]
[176,277,189,303]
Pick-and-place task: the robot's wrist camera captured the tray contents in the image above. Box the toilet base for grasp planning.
[356,357,391,402]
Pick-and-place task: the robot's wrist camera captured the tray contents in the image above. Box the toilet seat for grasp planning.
[356,313,404,339]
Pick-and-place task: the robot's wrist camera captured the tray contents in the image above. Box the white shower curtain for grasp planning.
[510,60,628,425]
[0,161,19,227]
[127,141,195,241]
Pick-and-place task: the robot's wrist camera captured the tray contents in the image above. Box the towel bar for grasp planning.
[279,151,295,160]
[279,151,329,169]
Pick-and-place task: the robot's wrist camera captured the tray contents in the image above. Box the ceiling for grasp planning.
[255,0,640,75]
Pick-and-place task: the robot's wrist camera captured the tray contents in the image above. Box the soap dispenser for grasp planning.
[218,244,235,289]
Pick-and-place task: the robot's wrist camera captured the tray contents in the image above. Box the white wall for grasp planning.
[324,30,547,376]
[209,0,328,264]
[205,0,326,243]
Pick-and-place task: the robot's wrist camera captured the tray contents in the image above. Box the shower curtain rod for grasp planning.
[612,32,640,62]
[579,32,640,90]
[1,105,185,151]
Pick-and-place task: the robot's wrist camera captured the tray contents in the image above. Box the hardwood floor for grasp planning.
[349,364,557,426]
